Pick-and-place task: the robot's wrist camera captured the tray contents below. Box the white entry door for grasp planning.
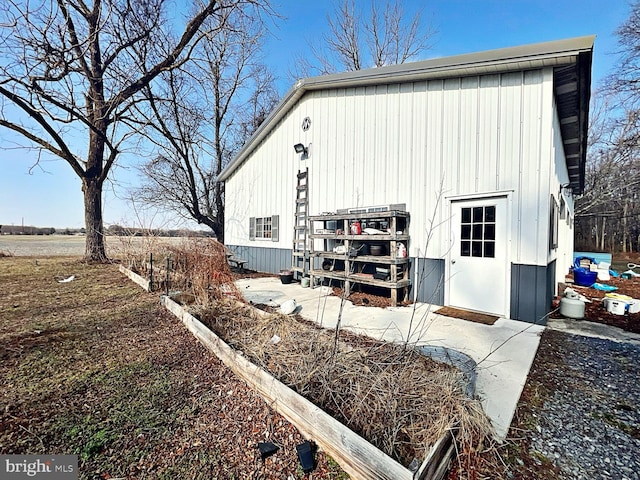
[448,197,508,316]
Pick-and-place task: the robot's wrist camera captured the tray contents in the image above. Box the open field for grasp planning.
[0,235,185,257]
[0,256,345,479]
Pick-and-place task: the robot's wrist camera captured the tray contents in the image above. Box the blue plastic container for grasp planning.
[574,268,597,286]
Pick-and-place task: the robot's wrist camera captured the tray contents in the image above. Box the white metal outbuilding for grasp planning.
[219,36,594,324]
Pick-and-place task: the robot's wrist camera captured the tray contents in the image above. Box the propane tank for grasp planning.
[350,221,362,235]
[559,297,585,319]
[559,289,585,319]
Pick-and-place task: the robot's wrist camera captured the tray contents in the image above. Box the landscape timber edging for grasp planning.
[118,264,150,291]
[160,294,455,480]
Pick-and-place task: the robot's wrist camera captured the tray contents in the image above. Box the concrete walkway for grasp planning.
[547,317,640,345]
[235,277,544,439]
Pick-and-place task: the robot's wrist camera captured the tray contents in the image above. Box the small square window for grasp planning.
[473,207,483,223]
[458,203,498,259]
[484,241,495,258]
[485,206,496,222]
[461,241,471,256]
[254,216,272,239]
[462,208,471,223]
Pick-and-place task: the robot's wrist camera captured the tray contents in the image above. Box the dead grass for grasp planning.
[196,300,497,470]
[21,239,500,478]
[165,238,241,302]
[0,256,346,479]
[137,239,499,472]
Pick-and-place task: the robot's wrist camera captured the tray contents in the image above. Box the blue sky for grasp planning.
[0,0,632,229]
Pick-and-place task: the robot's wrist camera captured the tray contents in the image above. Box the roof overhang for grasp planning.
[218,36,594,186]
[553,50,592,195]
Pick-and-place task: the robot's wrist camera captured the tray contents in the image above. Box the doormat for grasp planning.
[435,306,499,325]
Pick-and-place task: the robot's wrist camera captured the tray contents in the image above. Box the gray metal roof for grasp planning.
[219,36,594,192]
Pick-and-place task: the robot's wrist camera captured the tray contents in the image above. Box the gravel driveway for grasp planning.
[524,328,640,479]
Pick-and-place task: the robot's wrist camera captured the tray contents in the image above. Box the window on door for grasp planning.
[460,206,496,258]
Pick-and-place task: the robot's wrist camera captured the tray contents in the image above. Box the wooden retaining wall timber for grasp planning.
[161,295,455,480]
[118,265,150,291]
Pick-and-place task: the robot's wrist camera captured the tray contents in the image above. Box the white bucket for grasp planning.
[628,299,640,314]
[604,298,627,315]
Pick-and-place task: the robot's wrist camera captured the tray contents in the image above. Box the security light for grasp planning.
[560,183,572,196]
[294,143,308,155]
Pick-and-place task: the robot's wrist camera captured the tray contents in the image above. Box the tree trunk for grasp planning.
[623,201,629,253]
[215,182,224,244]
[82,177,107,261]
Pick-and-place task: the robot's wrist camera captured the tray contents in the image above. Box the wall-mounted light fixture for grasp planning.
[559,183,572,196]
[293,143,308,156]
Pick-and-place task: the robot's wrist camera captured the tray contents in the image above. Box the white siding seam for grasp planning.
[475,77,481,192]
[440,81,445,204]
[456,78,462,194]
[518,71,525,262]
[496,76,501,192]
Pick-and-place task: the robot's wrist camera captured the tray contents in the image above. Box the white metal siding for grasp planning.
[225,68,558,270]
[551,96,575,285]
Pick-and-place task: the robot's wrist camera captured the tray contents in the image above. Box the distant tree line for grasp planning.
[575,2,640,253]
[106,225,213,238]
[0,225,57,235]
[0,224,209,237]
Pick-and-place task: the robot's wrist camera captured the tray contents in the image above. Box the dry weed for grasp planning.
[115,237,240,303]
[136,240,501,475]
[165,238,241,303]
[197,300,498,470]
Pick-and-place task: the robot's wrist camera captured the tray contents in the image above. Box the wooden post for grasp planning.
[165,256,170,296]
[149,253,154,292]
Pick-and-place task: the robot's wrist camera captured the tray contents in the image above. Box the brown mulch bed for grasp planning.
[231,269,277,281]
[552,274,640,334]
[331,287,410,308]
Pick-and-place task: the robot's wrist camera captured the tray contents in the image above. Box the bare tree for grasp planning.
[575,106,640,251]
[0,0,266,260]
[609,1,640,110]
[134,6,278,242]
[290,0,435,79]
[575,2,640,252]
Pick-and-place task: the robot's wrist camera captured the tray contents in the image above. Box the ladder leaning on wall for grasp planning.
[291,168,310,280]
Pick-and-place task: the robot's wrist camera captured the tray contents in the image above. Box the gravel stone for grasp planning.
[527,330,640,480]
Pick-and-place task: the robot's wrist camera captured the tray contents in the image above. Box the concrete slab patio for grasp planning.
[235,276,545,439]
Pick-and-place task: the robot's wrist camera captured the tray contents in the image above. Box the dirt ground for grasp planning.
[0,257,346,479]
[553,263,640,334]
[4,244,639,479]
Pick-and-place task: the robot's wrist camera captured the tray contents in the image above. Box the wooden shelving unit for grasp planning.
[308,210,410,306]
